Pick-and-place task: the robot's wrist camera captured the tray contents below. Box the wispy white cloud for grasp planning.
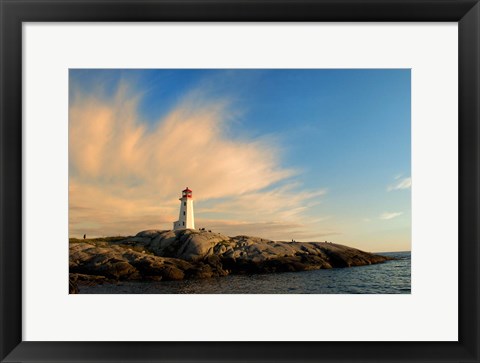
[69,81,330,240]
[387,176,411,191]
[195,219,340,241]
[379,212,403,220]
[201,184,327,221]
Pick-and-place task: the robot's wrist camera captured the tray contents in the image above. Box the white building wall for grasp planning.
[185,198,195,229]
[173,196,195,230]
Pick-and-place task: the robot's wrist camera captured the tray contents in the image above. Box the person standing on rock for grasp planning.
[83,234,86,239]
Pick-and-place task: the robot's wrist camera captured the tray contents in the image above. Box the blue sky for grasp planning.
[69,69,411,252]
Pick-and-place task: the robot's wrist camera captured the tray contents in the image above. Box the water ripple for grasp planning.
[82,251,411,294]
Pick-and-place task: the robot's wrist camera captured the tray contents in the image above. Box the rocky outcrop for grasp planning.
[69,241,228,285]
[69,229,391,290]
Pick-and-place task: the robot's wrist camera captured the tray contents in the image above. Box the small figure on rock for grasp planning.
[83,234,86,239]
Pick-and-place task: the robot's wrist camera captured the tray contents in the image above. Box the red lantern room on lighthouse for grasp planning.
[181,187,193,199]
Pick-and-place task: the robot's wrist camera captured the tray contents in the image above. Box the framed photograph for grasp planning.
[66,67,411,295]
[1,0,479,362]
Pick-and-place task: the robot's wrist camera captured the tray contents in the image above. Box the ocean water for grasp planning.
[80,251,410,294]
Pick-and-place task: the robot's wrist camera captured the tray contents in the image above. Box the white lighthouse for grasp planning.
[173,187,195,230]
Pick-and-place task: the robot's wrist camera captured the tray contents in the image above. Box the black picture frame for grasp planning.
[1,1,479,362]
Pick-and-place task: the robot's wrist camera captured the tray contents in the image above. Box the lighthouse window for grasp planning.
[183,211,185,216]
[182,222,185,226]
[183,202,186,206]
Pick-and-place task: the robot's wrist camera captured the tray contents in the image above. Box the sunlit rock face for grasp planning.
[131,229,389,267]
[69,229,392,291]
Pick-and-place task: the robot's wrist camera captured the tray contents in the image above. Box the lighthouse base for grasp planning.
[173,220,195,230]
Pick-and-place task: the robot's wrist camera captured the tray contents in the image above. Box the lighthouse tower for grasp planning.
[173,187,195,230]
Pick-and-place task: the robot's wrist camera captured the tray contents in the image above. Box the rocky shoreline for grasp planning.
[69,229,392,293]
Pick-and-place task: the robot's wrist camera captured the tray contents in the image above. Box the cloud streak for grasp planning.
[379,212,403,220]
[387,176,411,191]
[195,219,340,241]
[69,80,328,239]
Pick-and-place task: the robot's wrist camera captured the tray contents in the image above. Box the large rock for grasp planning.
[126,230,392,272]
[125,230,392,269]
[70,242,196,284]
[128,229,230,261]
[69,230,392,286]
